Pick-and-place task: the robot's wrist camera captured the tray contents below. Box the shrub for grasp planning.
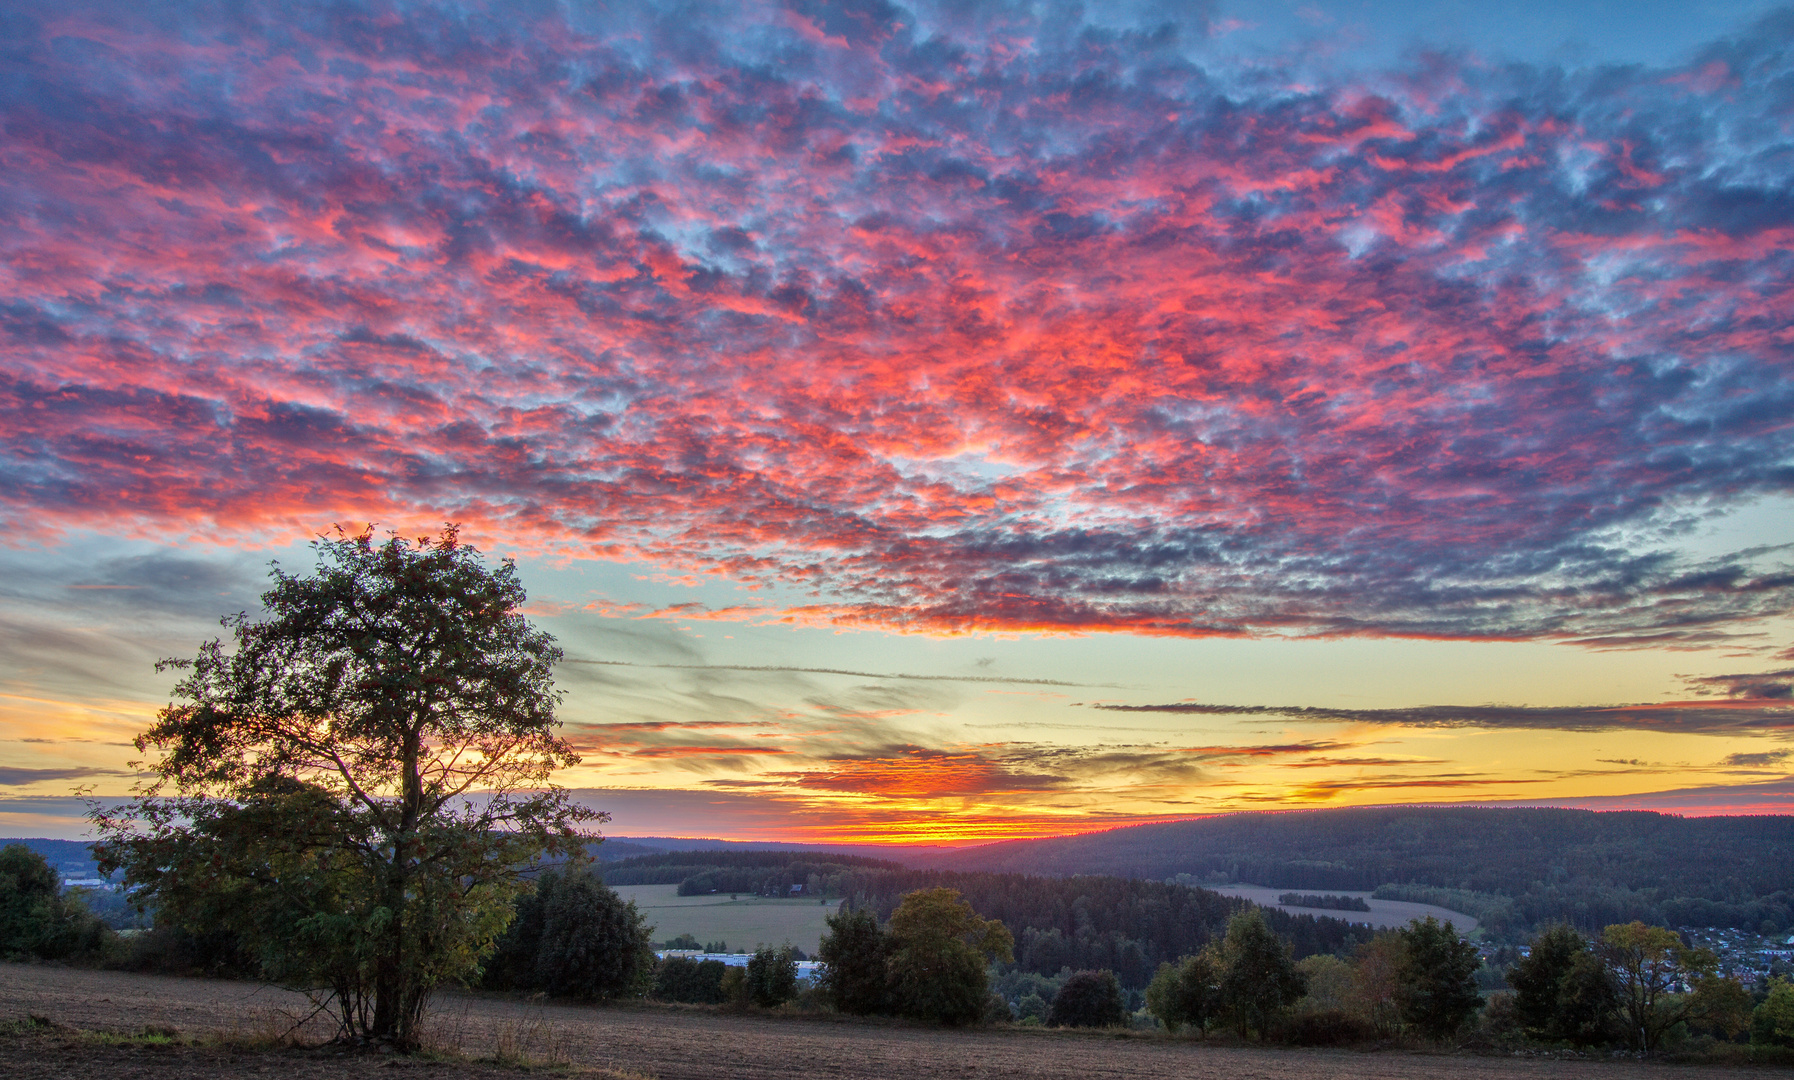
[650,956,728,1004]
[746,945,799,1007]
[1048,970,1125,1028]
[1278,1007,1377,1046]
[0,844,112,961]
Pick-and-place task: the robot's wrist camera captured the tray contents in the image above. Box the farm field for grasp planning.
[613,883,841,953]
[0,963,1769,1080]
[1206,885,1480,933]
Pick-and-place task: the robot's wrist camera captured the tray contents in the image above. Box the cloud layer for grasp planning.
[3,0,1792,642]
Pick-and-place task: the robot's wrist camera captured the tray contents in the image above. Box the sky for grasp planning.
[1,0,1792,845]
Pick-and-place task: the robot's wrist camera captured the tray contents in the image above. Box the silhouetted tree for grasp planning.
[93,527,599,1050]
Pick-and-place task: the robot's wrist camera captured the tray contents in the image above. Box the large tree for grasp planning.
[1600,921,1742,1051]
[1216,909,1306,1039]
[1395,917,1483,1039]
[885,887,1014,1025]
[93,527,600,1050]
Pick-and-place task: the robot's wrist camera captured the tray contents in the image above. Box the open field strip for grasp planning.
[612,884,840,953]
[1206,885,1481,933]
[0,963,1772,1080]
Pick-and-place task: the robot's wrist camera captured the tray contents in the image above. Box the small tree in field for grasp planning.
[885,887,1014,1025]
[93,527,600,1050]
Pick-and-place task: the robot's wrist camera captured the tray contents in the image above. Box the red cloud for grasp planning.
[3,2,1791,643]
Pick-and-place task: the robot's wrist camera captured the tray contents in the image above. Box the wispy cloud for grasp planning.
[1094,699,1794,733]
[0,2,1789,642]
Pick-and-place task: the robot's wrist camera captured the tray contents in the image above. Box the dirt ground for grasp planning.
[0,963,1772,1080]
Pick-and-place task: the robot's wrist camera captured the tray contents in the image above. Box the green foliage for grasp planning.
[663,933,702,950]
[1601,920,1726,1050]
[816,904,888,1015]
[530,869,655,1000]
[1217,909,1306,1039]
[0,844,112,961]
[1396,916,1483,1039]
[92,528,598,1050]
[1509,925,1617,1045]
[885,887,1014,1025]
[745,945,800,1007]
[1509,924,1580,1037]
[1753,978,1794,1048]
[1293,953,1355,1014]
[1047,969,1125,1027]
[1145,947,1223,1035]
[651,956,729,1004]
[850,867,1367,989]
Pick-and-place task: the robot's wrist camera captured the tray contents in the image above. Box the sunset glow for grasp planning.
[1,0,1791,843]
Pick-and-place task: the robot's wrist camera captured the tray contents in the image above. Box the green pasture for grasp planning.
[612,884,842,954]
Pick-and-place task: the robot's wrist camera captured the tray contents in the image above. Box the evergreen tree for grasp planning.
[817,905,889,1015]
[1396,916,1483,1039]
[1509,923,1619,1045]
[530,868,655,1000]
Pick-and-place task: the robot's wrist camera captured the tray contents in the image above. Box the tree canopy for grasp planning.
[94,527,599,1049]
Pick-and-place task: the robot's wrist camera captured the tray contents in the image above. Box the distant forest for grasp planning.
[918,807,1794,938]
[597,850,1372,989]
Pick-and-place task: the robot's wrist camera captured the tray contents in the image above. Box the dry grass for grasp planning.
[1,963,1777,1080]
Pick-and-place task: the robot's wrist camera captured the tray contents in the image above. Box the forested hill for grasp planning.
[596,849,1372,988]
[915,807,1794,937]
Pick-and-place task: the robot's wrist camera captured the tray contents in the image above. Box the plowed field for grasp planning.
[0,963,1764,1080]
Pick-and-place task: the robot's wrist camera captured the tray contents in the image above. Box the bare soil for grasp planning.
[0,963,1770,1080]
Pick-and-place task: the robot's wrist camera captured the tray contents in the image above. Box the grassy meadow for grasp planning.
[613,884,842,953]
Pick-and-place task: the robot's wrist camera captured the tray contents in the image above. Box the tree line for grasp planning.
[926,808,1794,938]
